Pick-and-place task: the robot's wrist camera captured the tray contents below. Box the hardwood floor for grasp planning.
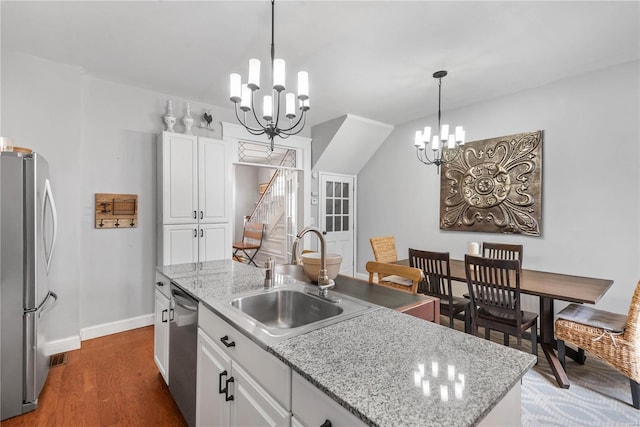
[1,326,186,427]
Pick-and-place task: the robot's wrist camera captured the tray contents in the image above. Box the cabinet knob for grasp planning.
[219,370,229,394]
[156,281,163,286]
[224,377,235,401]
[320,420,332,427]
[220,335,236,348]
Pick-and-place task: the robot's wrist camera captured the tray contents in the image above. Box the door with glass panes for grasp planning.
[319,173,355,276]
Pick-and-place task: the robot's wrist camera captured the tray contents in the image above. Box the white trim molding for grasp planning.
[45,335,81,356]
[79,313,154,341]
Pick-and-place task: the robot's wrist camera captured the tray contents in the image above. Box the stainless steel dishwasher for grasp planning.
[168,283,198,427]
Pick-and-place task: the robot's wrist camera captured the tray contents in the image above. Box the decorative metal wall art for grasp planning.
[440,131,542,236]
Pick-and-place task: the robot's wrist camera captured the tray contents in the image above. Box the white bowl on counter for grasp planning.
[300,252,343,282]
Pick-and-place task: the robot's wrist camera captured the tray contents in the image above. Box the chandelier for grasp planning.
[414,70,465,173]
[229,0,309,151]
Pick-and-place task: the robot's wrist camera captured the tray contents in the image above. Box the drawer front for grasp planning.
[198,304,291,410]
[155,271,171,299]
[291,371,364,427]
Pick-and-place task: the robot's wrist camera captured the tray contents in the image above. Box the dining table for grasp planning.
[397,258,613,389]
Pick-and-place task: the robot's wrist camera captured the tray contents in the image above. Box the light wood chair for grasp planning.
[409,248,471,332]
[482,242,523,262]
[365,261,422,295]
[465,255,538,357]
[232,222,265,267]
[555,280,640,409]
[369,236,398,263]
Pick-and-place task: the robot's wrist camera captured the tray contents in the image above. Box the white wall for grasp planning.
[233,165,259,241]
[1,50,239,344]
[1,51,83,343]
[357,60,640,314]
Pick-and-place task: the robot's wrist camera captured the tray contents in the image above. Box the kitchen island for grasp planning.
[156,260,536,427]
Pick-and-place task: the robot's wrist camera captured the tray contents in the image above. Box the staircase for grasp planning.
[246,167,298,266]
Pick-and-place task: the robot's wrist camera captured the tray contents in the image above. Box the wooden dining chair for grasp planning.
[555,279,640,409]
[232,222,265,267]
[365,261,422,295]
[409,248,470,333]
[482,242,523,262]
[369,236,398,263]
[464,255,538,357]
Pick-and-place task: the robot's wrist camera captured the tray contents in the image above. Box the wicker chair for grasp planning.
[369,236,398,263]
[555,280,640,409]
[482,242,523,262]
[409,248,471,332]
[365,261,422,295]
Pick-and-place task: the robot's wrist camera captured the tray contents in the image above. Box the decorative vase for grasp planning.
[163,100,176,132]
[182,102,194,134]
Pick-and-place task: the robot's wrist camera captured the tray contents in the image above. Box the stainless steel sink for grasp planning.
[211,282,376,345]
[231,290,344,329]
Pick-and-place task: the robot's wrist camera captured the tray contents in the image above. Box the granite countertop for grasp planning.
[270,308,535,427]
[157,260,536,427]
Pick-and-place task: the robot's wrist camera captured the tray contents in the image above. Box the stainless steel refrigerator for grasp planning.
[1,151,58,421]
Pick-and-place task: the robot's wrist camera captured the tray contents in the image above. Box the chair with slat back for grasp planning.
[232,222,265,267]
[369,236,398,263]
[555,280,640,409]
[409,249,470,333]
[465,255,538,357]
[482,242,523,262]
[365,261,422,295]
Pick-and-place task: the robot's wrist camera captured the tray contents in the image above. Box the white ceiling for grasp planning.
[2,1,639,128]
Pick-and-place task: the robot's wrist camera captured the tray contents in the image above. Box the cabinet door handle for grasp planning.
[156,281,164,286]
[193,228,197,238]
[200,229,203,238]
[320,420,332,427]
[219,370,228,394]
[161,309,168,323]
[220,335,236,348]
[193,210,197,219]
[200,210,203,220]
[224,377,235,401]
[169,309,175,321]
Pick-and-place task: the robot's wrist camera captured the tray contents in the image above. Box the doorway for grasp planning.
[319,172,356,276]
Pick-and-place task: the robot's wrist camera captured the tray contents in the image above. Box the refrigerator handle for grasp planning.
[43,178,58,274]
[38,291,58,318]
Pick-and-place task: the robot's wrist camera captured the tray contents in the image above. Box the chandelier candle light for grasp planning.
[414,70,465,173]
[229,0,310,151]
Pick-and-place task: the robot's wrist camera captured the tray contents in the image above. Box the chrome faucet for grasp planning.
[291,226,336,298]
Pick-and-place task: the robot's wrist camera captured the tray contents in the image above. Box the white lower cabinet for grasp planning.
[162,223,231,265]
[196,305,291,427]
[291,371,364,427]
[153,273,171,384]
[196,329,231,426]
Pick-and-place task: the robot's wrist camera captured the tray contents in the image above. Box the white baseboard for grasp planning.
[80,313,154,341]
[45,335,81,355]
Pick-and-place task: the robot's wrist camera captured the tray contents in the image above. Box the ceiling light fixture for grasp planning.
[414,70,465,173]
[229,0,309,151]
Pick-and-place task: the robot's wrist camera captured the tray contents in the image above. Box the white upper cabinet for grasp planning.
[159,132,232,265]
[161,132,231,225]
[199,137,229,223]
[162,132,199,224]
